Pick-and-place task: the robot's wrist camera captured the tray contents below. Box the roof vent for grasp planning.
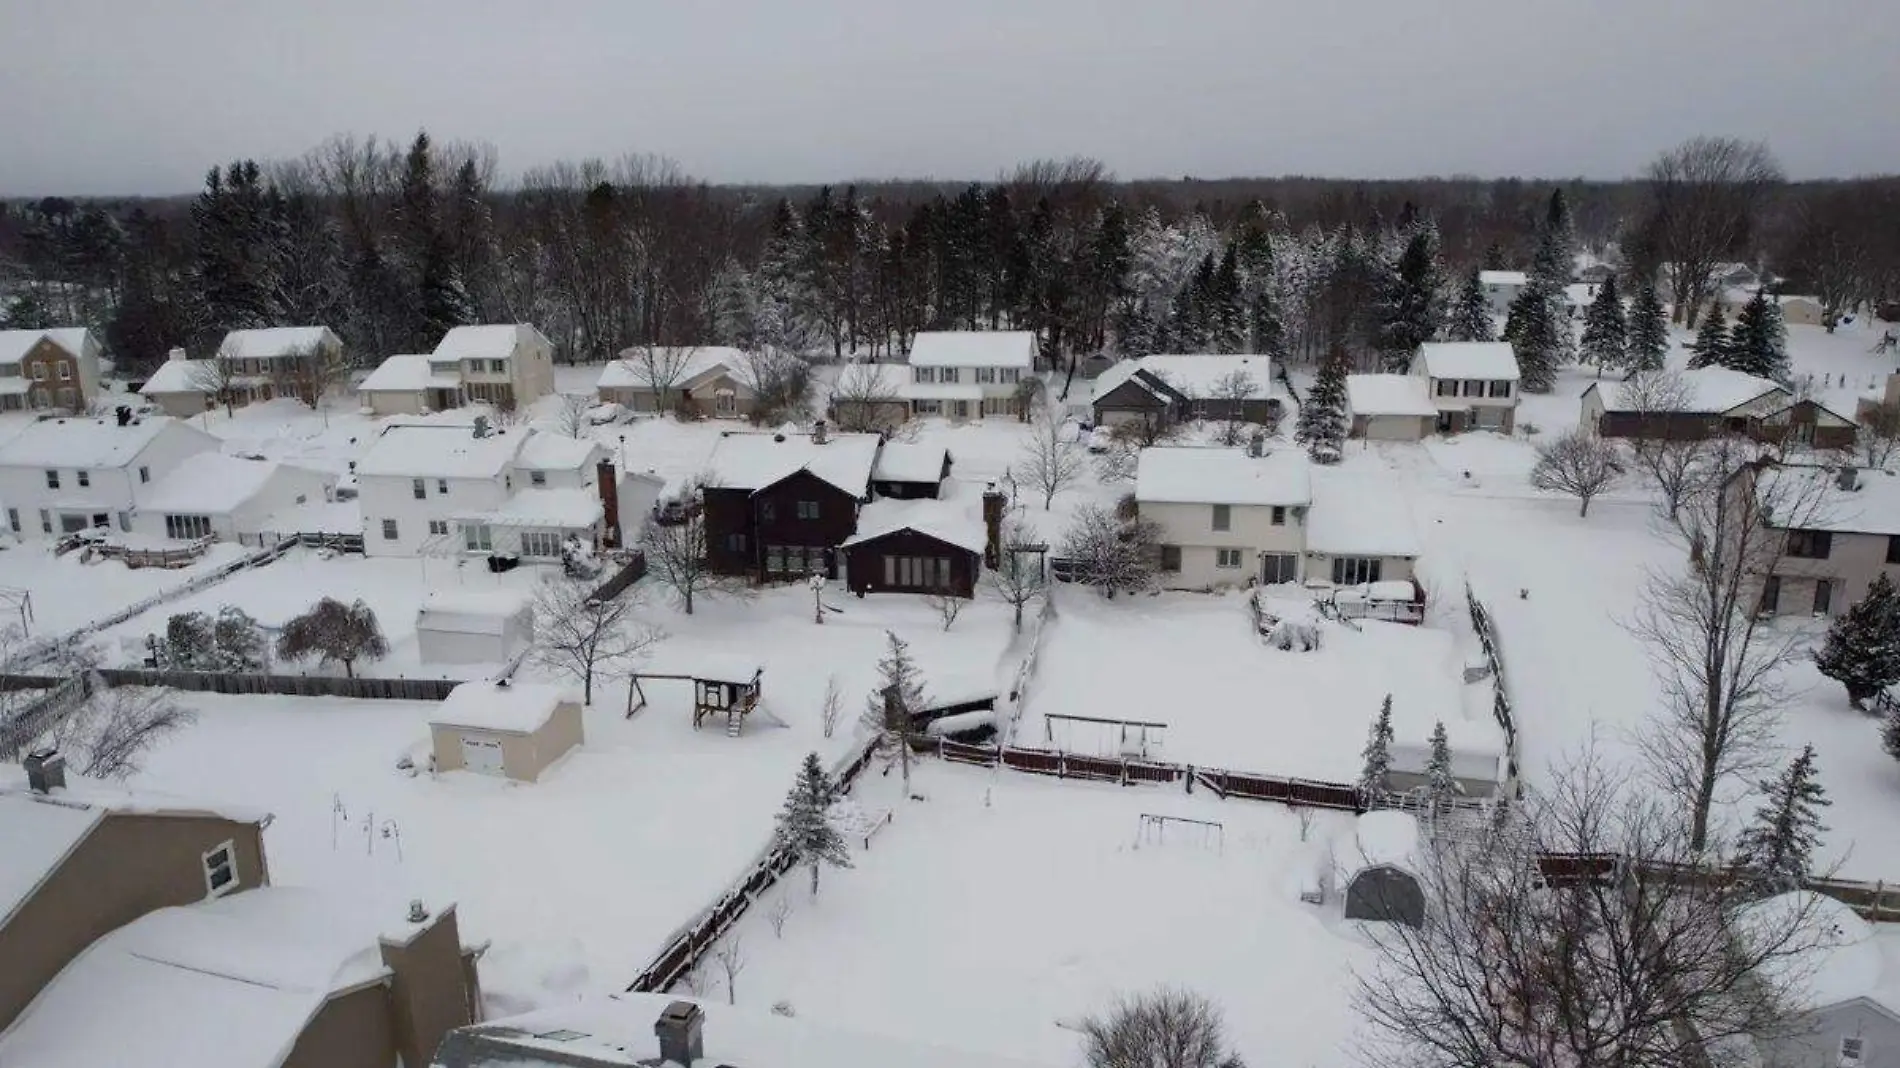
[24,749,65,794]
[407,899,428,923]
[1837,466,1861,492]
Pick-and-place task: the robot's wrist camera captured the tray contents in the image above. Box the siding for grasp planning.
[1142,500,1305,590]
[704,470,862,578]
[843,529,979,597]
[283,984,398,1068]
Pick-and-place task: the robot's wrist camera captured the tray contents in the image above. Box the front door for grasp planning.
[1760,575,1781,614]
[459,735,504,776]
[1814,580,1833,616]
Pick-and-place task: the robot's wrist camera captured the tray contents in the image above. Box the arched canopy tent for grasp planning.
[1343,810,1425,926]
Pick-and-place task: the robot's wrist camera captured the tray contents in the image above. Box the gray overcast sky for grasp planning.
[4,0,1896,196]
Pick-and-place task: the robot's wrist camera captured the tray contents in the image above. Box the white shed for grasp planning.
[429,679,583,782]
[415,588,535,666]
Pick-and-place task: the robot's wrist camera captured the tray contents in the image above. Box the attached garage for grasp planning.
[429,679,583,783]
[1345,375,1436,442]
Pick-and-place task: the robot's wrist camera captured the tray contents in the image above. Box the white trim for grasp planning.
[202,839,238,898]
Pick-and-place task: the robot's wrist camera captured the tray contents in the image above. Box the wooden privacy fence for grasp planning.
[1534,852,1900,923]
[93,668,462,701]
[0,673,95,759]
[627,740,881,994]
[588,551,649,602]
[1465,583,1520,789]
[934,736,1365,811]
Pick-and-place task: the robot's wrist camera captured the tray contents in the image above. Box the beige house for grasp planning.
[0,754,483,1068]
[141,327,345,417]
[430,679,584,782]
[1345,374,1437,441]
[1136,445,1311,591]
[1305,471,1421,588]
[0,328,102,412]
[431,324,556,411]
[597,346,756,417]
[356,354,466,416]
[1744,463,1900,619]
[1413,343,1520,434]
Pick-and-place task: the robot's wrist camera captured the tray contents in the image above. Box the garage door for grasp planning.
[459,735,504,776]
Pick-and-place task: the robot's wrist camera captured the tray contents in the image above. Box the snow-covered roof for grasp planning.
[906,331,1037,369]
[432,679,572,733]
[141,357,215,394]
[1092,354,1273,405]
[433,324,547,361]
[1307,473,1422,558]
[416,588,533,636]
[0,327,91,364]
[466,487,604,530]
[1590,367,1786,415]
[1135,446,1312,507]
[842,487,987,555]
[1351,810,1420,874]
[1346,374,1437,417]
[597,347,746,390]
[704,429,881,496]
[899,380,985,402]
[0,378,30,395]
[434,993,1060,1068]
[218,326,338,361]
[358,354,459,393]
[1479,270,1528,287]
[1741,891,1900,1014]
[873,442,950,485]
[1760,465,1900,536]
[1417,342,1520,382]
[516,431,603,472]
[139,454,330,516]
[0,886,432,1068]
[1562,283,1601,307]
[260,497,360,536]
[0,415,212,470]
[925,709,996,737]
[356,422,527,480]
[0,793,104,929]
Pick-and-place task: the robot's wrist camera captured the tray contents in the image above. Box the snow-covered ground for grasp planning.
[0,539,253,640]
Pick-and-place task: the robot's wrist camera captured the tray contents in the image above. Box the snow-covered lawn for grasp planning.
[717,761,1370,1068]
[0,540,253,640]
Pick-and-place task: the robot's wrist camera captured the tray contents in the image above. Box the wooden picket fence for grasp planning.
[92,668,462,701]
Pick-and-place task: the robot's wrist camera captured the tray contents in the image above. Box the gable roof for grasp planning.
[218,326,339,361]
[1346,374,1437,417]
[141,356,251,395]
[1758,465,1900,536]
[598,347,747,390]
[433,324,549,361]
[1479,270,1528,287]
[842,481,987,555]
[1135,446,1311,507]
[1417,342,1520,382]
[515,432,603,472]
[0,415,214,469]
[704,429,881,496]
[357,354,459,393]
[0,327,92,365]
[906,331,1037,369]
[1092,354,1272,405]
[1307,472,1422,558]
[872,442,950,484]
[1741,891,1900,1016]
[356,422,528,480]
[432,680,571,733]
[416,588,533,636]
[1588,368,1786,415]
[138,454,331,516]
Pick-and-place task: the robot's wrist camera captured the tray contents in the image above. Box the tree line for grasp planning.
[3,135,1898,381]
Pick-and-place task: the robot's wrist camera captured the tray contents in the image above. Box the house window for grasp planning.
[976,367,997,384]
[1160,545,1182,572]
[118,512,131,533]
[1001,368,1021,385]
[520,531,563,558]
[1271,506,1286,526]
[913,399,942,415]
[1332,557,1383,585]
[203,840,238,897]
[1760,575,1781,614]
[1786,529,1832,559]
[30,365,45,381]
[76,470,89,488]
[1261,553,1299,584]
[725,533,746,552]
[915,366,937,384]
[1814,580,1833,616]
[1840,1036,1864,1066]
[1487,381,1512,398]
[1215,548,1243,569]
[38,509,51,533]
[940,368,960,384]
[1435,379,1457,397]
[1211,504,1231,532]
[44,470,58,489]
[4,508,15,533]
[57,364,71,380]
[412,478,427,500]
[766,545,784,574]
[1888,536,1900,565]
[437,478,449,495]
[138,466,150,484]
[428,519,449,536]
[1462,380,1484,397]
[382,518,399,540]
[760,501,776,523]
[797,500,821,521]
[530,470,547,487]
[164,514,211,540]
[464,524,493,552]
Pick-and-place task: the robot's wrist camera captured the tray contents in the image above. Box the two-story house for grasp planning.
[356,354,467,416]
[1089,354,1281,432]
[1479,270,1529,315]
[142,326,345,416]
[356,421,605,560]
[1136,445,1311,590]
[1413,342,1521,434]
[901,331,1036,420]
[1742,462,1900,619]
[0,415,220,539]
[431,324,556,411]
[701,422,882,580]
[596,346,759,418]
[0,328,101,412]
[0,756,482,1068]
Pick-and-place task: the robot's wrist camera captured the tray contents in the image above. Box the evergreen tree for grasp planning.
[1207,244,1247,354]
[1375,227,1444,371]
[773,752,853,899]
[1447,269,1495,343]
[1728,289,1790,382]
[1733,745,1829,895]
[1812,573,1900,709]
[1578,274,1627,374]
[1358,695,1395,797]
[1885,699,1900,765]
[1425,721,1457,811]
[861,631,926,794]
[1688,304,1731,369]
[1625,283,1670,374]
[1529,188,1576,290]
[1508,283,1564,393]
[1295,347,1349,464]
[1248,286,1287,362]
[190,160,286,341]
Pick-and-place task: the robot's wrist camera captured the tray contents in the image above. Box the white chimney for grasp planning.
[167,347,188,362]
[406,899,428,923]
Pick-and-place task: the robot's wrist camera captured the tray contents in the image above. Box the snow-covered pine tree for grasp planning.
[861,631,926,794]
[1295,347,1349,464]
[1508,283,1564,393]
[1625,283,1670,374]
[1208,244,1247,354]
[1530,188,1576,291]
[1578,274,1626,375]
[1447,269,1494,343]
[1358,695,1395,797]
[1732,745,1829,895]
[1728,288,1790,382]
[1812,572,1900,709]
[1424,721,1456,812]
[1688,304,1731,370]
[1374,227,1444,372]
[1886,698,1900,764]
[773,751,853,898]
[1248,287,1287,363]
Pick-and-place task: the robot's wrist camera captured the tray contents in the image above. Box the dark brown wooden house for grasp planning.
[701,425,882,581]
[1580,369,1855,450]
[1089,355,1280,432]
[870,443,951,499]
[839,481,998,599]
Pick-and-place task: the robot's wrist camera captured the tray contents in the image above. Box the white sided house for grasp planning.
[1413,342,1520,434]
[596,346,756,418]
[1480,270,1528,314]
[1136,445,1311,591]
[131,453,336,544]
[902,331,1036,420]
[0,327,102,413]
[431,324,556,411]
[141,326,344,416]
[355,354,465,416]
[0,416,219,539]
[1741,891,1900,1068]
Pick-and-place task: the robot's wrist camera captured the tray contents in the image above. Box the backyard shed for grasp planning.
[429,679,582,782]
[1342,810,1425,926]
[415,588,535,665]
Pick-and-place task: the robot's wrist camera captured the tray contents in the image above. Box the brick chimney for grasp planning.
[655,1000,705,1067]
[597,460,622,548]
[982,483,1006,570]
[24,749,65,794]
[812,418,828,445]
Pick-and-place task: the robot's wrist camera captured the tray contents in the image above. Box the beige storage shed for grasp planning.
[429,679,583,783]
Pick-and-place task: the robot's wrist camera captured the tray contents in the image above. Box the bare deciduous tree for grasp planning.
[1080,987,1242,1068]
[1616,370,1714,520]
[928,591,967,631]
[1529,429,1623,517]
[530,578,665,704]
[267,343,348,412]
[819,673,843,739]
[48,686,195,780]
[1856,399,1900,470]
[829,362,907,435]
[551,392,593,438]
[187,356,250,418]
[1356,753,1826,1068]
[735,347,813,424]
[1202,369,1260,447]
[986,509,1047,631]
[275,598,388,678]
[1062,500,1160,598]
[1016,411,1086,510]
[1642,137,1784,326]
[617,343,699,413]
[712,933,746,1006]
[1095,442,1139,484]
[641,479,747,615]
